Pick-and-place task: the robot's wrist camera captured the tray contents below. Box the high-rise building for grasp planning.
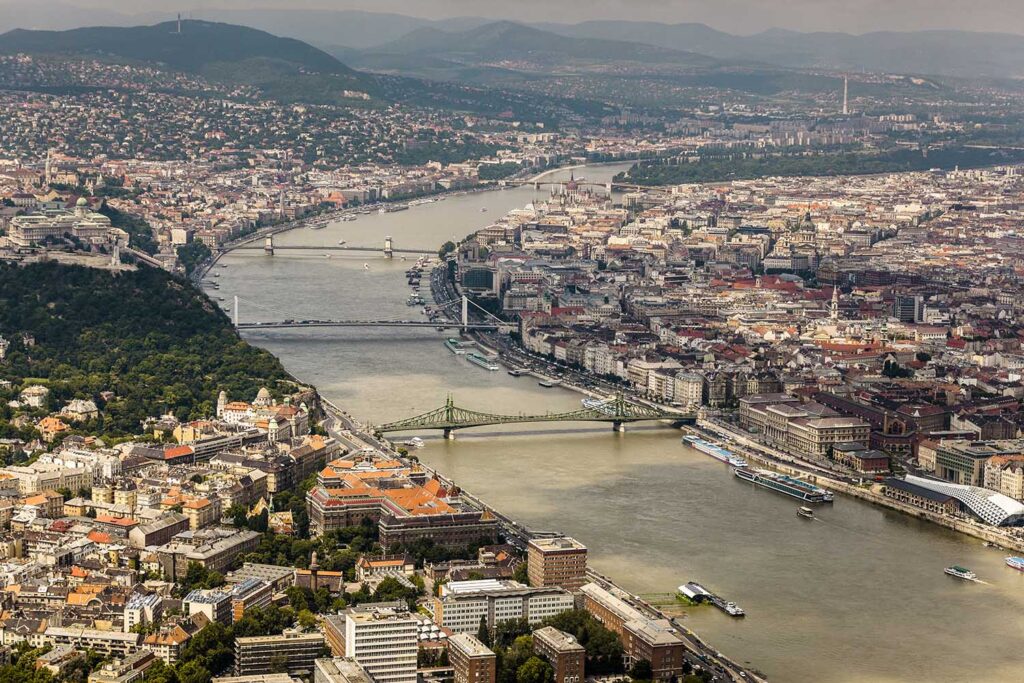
[527,537,588,591]
[234,631,325,677]
[533,626,585,683]
[448,633,496,683]
[894,295,924,323]
[342,602,419,683]
[313,657,376,683]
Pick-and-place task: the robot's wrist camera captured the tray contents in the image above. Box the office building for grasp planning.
[532,626,585,683]
[433,580,574,634]
[234,631,325,677]
[527,537,587,591]
[342,603,418,683]
[579,583,685,682]
[313,658,375,683]
[448,633,496,683]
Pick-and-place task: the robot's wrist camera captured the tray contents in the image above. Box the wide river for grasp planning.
[213,164,1024,682]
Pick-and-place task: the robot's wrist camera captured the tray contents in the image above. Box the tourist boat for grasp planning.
[1005,557,1024,571]
[403,437,425,449]
[734,467,834,503]
[944,566,977,581]
[466,352,500,371]
[798,506,814,519]
[507,369,524,377]
[682,435,748,468]
[538,379,560,388]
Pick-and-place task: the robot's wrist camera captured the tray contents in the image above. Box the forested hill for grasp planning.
[0,20,352,75]
[0,262,292,437]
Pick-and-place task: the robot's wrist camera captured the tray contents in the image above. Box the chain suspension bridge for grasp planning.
[231,234,433,257]
[375,394,693,438]
[225,295,508,331]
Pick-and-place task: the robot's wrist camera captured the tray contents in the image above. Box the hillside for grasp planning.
[363,21,720,68]
[0,20,352,75]
[0,262,292,437]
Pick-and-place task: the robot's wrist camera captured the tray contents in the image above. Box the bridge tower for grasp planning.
[383,236,393,258]
[264,235,274,255]
[443,394,456,440]
[606,182,613,195]
[461,295,469,332]
[233,296,239,327]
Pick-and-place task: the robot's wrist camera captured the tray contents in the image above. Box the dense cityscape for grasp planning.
[1,3,1024,683]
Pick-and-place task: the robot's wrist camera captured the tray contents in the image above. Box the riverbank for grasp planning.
[696,417,1024,554]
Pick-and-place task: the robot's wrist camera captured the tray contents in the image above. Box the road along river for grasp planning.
[212,164,1024,683]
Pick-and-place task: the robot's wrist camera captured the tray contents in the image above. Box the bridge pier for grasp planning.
[612,421,625,433]
[384,236,393,258]
[443,428,455,440]
[264,235,274,255]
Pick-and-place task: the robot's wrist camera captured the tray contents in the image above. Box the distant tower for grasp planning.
[44,149,53,185]
[830,285,840,321]
[216,390,227,418]
[842,76,849,116]
[177,13,182,34]
[278,189,285,218]
[309,551,320,592]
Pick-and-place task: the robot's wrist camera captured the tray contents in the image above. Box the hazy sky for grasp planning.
[11,0,1024,35]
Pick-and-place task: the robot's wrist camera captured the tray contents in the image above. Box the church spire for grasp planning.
[830,285,840,321]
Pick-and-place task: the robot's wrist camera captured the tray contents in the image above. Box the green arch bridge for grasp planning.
[376,395,694,439]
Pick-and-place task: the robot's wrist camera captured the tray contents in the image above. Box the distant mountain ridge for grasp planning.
[0,7,1021,78]
[364,20,720,67]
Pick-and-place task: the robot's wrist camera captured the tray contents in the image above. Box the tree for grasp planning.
[629,659,652,681]
[438,241,456,258]
[297,609,318,631]
[177,661,211,683]
[516,656,553,683]
[513,562,530,585]
[477,616,492,647]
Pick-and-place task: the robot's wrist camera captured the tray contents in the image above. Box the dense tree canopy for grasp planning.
[0,262,291,437]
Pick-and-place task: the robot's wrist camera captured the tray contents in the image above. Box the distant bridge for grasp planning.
[376,395,693,438]
[501,179,650,193]
[232,234,433,257]
[228,294,508,332]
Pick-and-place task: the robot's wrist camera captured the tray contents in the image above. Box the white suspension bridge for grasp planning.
[227,295,509,332]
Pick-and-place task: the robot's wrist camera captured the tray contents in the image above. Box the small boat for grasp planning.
[338,240,347,245]
[480,207,488,212]
[324,254,332,258]
[363,263,370,270]
[722,602,745,617]
[944,565,977,581]
[1005,557,1024,571]
[403,437,425,449]
[538,379,560,388]
[507,369,524,377]
[797,506,814,519]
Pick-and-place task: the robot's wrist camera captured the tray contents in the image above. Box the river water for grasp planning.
[212,164,1024,682]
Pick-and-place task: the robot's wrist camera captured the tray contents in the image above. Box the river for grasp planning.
[211,164,1024,682]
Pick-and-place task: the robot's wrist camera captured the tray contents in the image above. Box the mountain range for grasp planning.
[1,5,1023,79]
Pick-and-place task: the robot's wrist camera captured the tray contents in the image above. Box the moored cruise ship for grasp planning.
[466,352,500,371]
[734,467,834,503]
[1005,556,1024,572]
[683,434,748,468]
